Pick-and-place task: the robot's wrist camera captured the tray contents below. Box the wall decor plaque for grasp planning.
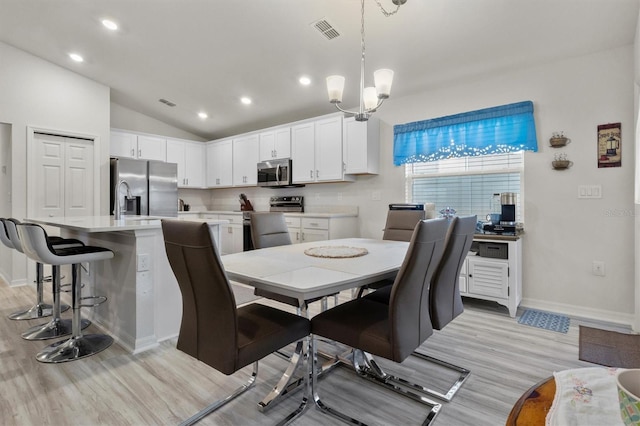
[597,123,621,168]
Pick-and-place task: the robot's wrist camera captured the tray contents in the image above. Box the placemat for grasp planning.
[304,246,368,258]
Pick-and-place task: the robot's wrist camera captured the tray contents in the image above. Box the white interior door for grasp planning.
[32,133,94,218]
[65,140,94,217]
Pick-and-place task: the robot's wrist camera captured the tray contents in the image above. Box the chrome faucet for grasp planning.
[114,179,132,220]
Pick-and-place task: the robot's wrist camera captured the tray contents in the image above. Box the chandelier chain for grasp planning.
[373,0,402,17]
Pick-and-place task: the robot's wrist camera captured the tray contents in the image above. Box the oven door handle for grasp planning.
[276,164,281,183]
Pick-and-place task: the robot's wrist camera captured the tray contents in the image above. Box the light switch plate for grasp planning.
[137,254,150,272]
[578,185,602,199]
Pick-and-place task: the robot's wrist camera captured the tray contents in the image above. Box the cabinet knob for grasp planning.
[310,170,313,178]
[316,170,319,178]
[138,149,142,157]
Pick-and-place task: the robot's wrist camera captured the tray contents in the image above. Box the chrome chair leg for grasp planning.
[36,263,112,363]
[179,361,258,426]
[409,350,470,401]
[257,339,306,411]
[9,262,54,320]
[276,336,313,426]
[22,265,89,340]
[356,348,468,403]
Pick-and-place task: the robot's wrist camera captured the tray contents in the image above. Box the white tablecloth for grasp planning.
[546,367,624,426]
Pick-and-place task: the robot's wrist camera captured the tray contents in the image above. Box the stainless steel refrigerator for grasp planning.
[110,157,178,217]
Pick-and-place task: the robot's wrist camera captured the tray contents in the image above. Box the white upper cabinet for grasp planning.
[167,139,205,188]
[343,116,379,174]
[259,127,291,161]
[314,116,344,182]
[291,122,316,183]
[110,130,166,161]
[232,134,259,186]
[206,139,233,187]
[291,115,350,184]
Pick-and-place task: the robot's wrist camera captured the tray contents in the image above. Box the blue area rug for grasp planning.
[518,309,570,333]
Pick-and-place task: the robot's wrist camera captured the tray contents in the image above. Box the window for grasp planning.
[406,151,523,221]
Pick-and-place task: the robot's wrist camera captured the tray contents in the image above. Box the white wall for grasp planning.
[0,122,12,282]
[205,45,635,325]
[0,41,110,284]
[111,103,205,141]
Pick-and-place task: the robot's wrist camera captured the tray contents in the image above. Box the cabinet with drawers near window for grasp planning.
[459,237,522,318]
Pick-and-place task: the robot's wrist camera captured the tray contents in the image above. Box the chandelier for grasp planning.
[326,0,407,121]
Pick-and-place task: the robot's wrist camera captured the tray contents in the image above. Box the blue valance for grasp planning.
[393,101,538,165]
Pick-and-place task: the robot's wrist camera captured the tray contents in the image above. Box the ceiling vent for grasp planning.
[159,98,177,107]
[312,19,340,40]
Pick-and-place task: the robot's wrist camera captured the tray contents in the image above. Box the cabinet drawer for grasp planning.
[200,214,218,220]
[302,217,329,230]
[218,214,243,224]
[284,217,301,228]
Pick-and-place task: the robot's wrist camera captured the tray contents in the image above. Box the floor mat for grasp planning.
[517,309,570,333]
[579,325,640,368]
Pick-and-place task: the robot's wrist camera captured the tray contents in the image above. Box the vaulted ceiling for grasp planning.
[1,0,638,140]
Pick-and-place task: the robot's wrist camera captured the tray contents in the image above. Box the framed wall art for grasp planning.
[597,122,621,168]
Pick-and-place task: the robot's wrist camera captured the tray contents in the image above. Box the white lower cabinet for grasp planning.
[284,215,356,244]
[218,213,244,255]
[459,237,522,317]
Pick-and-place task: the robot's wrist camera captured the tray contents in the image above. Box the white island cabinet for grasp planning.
[24,215,226,354]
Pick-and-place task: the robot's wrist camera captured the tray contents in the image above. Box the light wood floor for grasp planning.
[0,280,603,426]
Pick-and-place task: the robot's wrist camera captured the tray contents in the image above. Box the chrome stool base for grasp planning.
[9,302,70,320]
[36,334,114,363]
[22,318,90,341]
[9,303,54,320]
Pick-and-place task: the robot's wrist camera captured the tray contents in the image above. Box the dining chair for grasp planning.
[363,215,477,402]
[310,217,450,425]
[161,219,310,426]
[355,208,426,298]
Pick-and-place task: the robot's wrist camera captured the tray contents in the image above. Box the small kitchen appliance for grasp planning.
[257,158,301,188]
[483,192,517,234]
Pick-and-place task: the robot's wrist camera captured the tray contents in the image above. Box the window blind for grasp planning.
[406,152,523,220]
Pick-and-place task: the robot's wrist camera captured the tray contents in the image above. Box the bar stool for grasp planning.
[17,223,115,363]
[0,218,68,320]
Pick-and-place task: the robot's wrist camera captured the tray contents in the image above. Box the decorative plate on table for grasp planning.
[304,246,369,259]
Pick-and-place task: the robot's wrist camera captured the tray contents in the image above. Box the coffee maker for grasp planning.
[483,192,517,234]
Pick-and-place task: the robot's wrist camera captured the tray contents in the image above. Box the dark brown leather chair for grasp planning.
[161,219,310,426]
[382,209,426,241]
[363,215,477,401]
[310,218,450,424]
[356,208,426,297]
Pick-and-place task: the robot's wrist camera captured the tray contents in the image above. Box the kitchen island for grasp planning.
[24,215,226,354]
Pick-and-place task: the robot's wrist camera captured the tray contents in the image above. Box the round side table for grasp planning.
[506,377,556,425]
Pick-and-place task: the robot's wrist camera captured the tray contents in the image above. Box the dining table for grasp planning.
[220,237,445,424]
[222,237,410,308]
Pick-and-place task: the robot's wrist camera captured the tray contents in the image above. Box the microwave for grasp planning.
[257,158,294,187]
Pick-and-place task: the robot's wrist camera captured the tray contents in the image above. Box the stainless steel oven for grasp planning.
[257,158,293,187]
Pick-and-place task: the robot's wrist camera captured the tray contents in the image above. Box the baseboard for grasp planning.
[521,297,634,328]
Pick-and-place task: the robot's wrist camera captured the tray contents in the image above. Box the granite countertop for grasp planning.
[25,215,228,233]
[473,233,522,241]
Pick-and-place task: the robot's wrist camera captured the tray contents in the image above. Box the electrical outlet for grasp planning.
[372,191,381,201]
[338,192,343,201]
[592,260,605,276]
[137,254,150,272]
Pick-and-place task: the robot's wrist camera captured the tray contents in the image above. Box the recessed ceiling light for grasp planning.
[101,19,118,31]
[240,97,252,105]
[69,53,84,63]
[299,76,311,86]
[198,112,208,119]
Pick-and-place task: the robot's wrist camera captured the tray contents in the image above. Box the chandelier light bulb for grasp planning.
[374,69,394,98]
[363,87,378,110]
[326,75,345,103]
